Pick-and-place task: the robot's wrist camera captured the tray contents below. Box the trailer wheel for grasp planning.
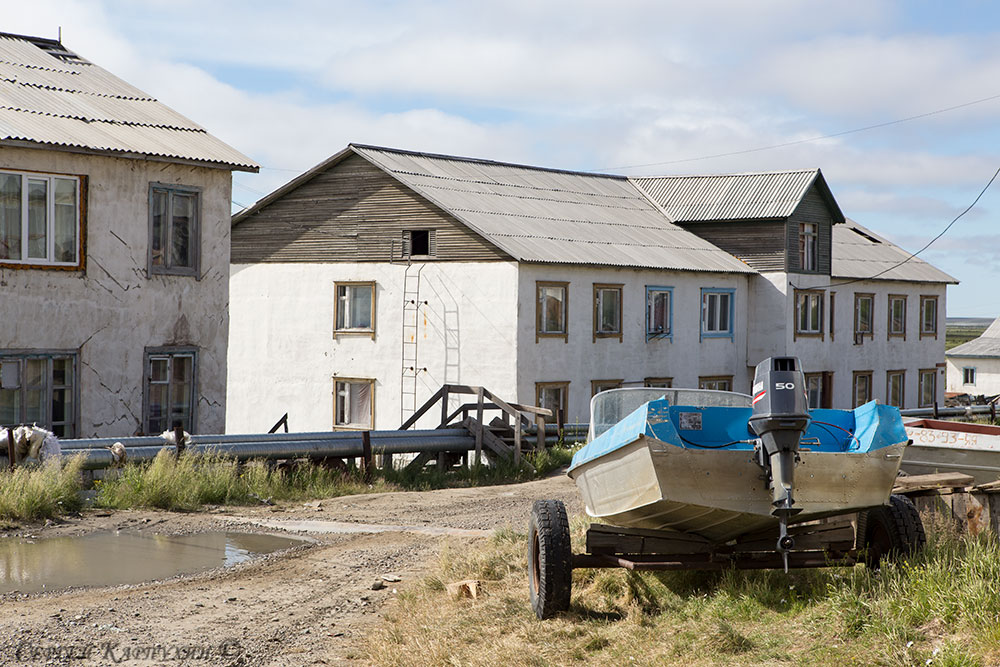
[528,499,572,619]
[863,494,926,568]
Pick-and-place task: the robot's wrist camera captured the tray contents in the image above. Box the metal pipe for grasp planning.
[60,429,471,449]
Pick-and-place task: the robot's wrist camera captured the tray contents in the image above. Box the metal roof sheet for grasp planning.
[0,34,256,171]
[831,220,957,284]
[947,317,1000,358]
[631,170,828,222]
[353,145,754,273]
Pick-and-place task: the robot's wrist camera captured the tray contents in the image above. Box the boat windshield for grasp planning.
[588,387,752,441]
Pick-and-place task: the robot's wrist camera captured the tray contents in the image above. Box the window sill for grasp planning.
[333,424,374,431]
[334,329,376,340]
[645,332,673,342]
[537,332,568,343]
[0,261,83,271]
[701,331,734,340]
[593,332,623,343]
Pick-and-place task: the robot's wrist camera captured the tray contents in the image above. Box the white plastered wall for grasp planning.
[946,357,1000,396]
[227,261,520,433]
[0,145,233,436]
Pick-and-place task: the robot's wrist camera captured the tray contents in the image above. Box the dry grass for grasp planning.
[361,512,1000,666]
[0,454,85,521]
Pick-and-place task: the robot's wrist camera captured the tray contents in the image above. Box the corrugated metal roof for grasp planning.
[352,145,754,273]
[0,33,257,171]
[631,170,843,222]
[947,317,1000,358]
[831,220,957,284]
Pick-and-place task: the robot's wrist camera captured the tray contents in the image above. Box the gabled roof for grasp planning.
[0,32,257,171]
[631,169,844,224]
[947,317,1000,358]
[235,144,754,274]
[832,220,957,284]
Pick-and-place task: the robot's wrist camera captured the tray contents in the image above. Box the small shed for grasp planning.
[946,317,1000,396]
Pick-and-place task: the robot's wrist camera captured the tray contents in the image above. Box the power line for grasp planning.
[603,92,1000,172]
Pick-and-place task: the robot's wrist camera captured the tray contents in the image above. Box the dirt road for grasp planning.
[0,473,583,665]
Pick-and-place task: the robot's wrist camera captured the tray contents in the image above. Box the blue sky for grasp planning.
[6,0,1000,316]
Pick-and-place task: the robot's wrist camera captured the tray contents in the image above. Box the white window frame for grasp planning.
[888,294,907,338]
[0,170,81,267]
[853,371,873,407]
[646,286,673,340]
[334,378,375,430]
[920,295,938,338]
[334,281,376,336]
[799,222,818,272]
[536,281,568,340]
[919,369,937,408]
[701,288,734,339]
[593,284,623,341]
[795,291,823,336]
[886,370,905,408]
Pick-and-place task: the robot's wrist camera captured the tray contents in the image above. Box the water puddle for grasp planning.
[0,531,306,594]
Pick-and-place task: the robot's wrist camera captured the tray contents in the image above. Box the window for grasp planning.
[852,371,873,407]
[799,222,818,272]
[536,382,569,425]
[593,284,623,341]
[920,296,938,338]
[699,376,732,392]
[334,378,374,429]
[0,353,77,437]
[144,348,196,435]
[888,295,907,338]
[591,379,623,396]
[0,170,81,267]
[646,286,673,339]
[701,288,734,338]
[886,370,905,408]
[919,369,937,408]
[963,367,976,386]
[795,290,823,336]
[644,377,673,389]
[149,183,200,276]
[334,282,375,335]
[854,293,873,341]
[403,229,436,257]
[804,373,824,410]
[536,281,568,341]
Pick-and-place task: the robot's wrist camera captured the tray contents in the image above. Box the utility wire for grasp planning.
[603,92,1000,172]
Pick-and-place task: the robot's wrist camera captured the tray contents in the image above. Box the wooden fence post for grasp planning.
[536,414,546,450]
[6,428,14,470]
[475,387,484,466]
[173,425,186,460]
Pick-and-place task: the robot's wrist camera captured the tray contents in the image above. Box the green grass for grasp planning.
[361,511,1000,666]
[946,324,989,351]
[0,454,85,521]
[94,445,578,512]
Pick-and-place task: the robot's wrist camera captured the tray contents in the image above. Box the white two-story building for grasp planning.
[227,144,953,432]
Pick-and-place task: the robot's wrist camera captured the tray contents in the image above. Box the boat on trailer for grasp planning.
[902,418,1000,485]
[528,357,926,619]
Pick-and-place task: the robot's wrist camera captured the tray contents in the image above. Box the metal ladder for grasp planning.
[400,263,425,423]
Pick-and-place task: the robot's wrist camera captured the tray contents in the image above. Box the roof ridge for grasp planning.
[633,168,820,180]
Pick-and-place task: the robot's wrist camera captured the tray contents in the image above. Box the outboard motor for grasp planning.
[748,357,810,571]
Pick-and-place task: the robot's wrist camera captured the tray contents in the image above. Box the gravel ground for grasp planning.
[0,472,582,665]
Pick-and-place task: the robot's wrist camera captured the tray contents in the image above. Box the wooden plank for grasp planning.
[399,385,445,430]
[893,472,975,493]
[475,387,484,467]
[403,451,435,474]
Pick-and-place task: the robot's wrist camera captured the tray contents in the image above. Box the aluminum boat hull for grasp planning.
[902,419,1000,485]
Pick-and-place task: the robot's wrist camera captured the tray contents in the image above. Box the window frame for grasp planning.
[333,281,376,338]
[799,222,818,272]
[699,375,733,392]
[963,367,976,386]
[402,229,437,259]
[142,346,198,435]
[887,294,907,340]
[794,289,824,339]
[886,370,905,408]
[0,350,79,437]
[148,182,201,278]
[918,368,937,408]
[853,292,874,341]
[592,283,623,342]
[0,169,85,269]
[591,379,623,396]
[535,381,569,425]
[645,285,674,341]
[644,377,673,389]
[804,372,824,410]
[333,376,375,430]
[829,292,835,341]
[701,288,735,340]
[920,295,938,339]
[536,281,569,342]
[852,370,873,408]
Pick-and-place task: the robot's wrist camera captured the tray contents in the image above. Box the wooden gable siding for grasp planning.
[231,154,510,263]
[677,221,785,271]
[786,185,834,274]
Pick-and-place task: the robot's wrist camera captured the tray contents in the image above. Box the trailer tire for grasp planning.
[862,494,926,568]
[528,499,572,619]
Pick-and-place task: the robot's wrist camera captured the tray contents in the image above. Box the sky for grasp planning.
[5,0,1000,316]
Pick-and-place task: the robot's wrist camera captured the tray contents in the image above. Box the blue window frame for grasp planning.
[646,286,673,341]
[700,288,735,340]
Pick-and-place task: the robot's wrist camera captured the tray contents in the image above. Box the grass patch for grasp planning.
[946,324,989,351]
[0,454,85,522]
[95,445,579,512]
[361,510,1000,666]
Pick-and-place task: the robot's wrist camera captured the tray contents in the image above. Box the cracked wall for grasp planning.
[0,146,232,437]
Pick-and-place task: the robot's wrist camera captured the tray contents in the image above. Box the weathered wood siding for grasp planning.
[231,154,510,263]
[786,185,834,274]
[677,221,785,271]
